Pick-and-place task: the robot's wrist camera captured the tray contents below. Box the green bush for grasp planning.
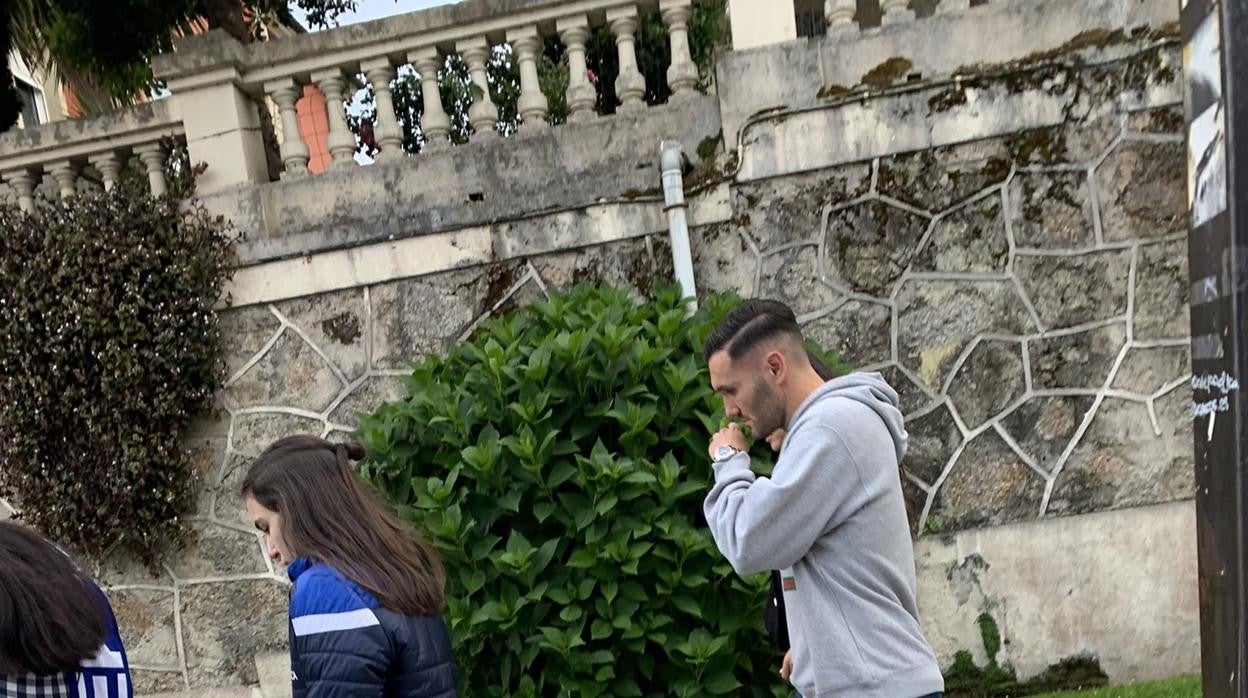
[0,183,232,559]
[358,284,842,697]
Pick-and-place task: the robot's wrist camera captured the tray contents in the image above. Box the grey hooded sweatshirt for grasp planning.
[704,372,943,698]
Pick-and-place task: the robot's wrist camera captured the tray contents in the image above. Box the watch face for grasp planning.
[715,445,737,460]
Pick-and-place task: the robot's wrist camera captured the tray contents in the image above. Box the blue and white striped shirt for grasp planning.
[0,581,132,698]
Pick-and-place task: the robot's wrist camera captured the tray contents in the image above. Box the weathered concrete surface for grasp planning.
[0,101,182,162]
[715,0,1177,147]
[917,500,1199,683]
[214,97,722,266]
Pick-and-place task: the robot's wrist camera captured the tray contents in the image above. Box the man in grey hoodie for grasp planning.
[702,299,944,698]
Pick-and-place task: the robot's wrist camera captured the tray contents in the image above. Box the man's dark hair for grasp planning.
[703,300,805,363]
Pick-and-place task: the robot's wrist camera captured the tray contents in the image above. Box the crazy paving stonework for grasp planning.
[95,45,1193,695]
[98,236,673,694]
[693,105,1192,537]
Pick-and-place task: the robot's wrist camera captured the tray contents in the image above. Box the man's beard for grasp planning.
[750,379,788,438]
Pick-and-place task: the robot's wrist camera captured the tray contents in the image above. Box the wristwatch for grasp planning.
[712,444,741,463]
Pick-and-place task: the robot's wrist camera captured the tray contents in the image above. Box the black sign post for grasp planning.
[1184,0,1248,694]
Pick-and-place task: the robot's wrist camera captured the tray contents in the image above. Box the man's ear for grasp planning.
[765,350,785,379]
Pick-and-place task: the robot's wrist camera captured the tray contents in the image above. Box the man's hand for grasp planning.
[708,422,749,460]
[780,649,793,683]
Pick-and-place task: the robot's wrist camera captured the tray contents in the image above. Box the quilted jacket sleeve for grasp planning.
[289,571,391,698]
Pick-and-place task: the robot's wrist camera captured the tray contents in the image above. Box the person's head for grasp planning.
[764,349,839,451]
[0,522,106,675]
[703,300,825,439]
[241,435,445,615]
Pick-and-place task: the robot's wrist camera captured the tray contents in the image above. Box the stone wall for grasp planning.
[100,236,675,695]
[38,5,1196,695]
[695,89,1192,536]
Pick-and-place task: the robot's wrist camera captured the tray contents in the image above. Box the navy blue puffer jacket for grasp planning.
[287,558,457,697]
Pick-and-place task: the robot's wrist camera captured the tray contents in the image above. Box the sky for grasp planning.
[292,0,461,29]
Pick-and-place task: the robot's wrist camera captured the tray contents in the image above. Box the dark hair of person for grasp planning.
[241,436,445,615]
[703,299,805,363]
[0,522,107,675]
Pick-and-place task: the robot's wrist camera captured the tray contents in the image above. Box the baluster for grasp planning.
[89,152,124,192]
[361,58,404,159]
[507,26,550,130]
[458,38,500,140]
[557,18,597,121]
[660,0,699,98]
[825,0,857,32]
[410,48,452,149]
[3,168,38,213]
[265,78,311,177]
[935,0,972,13]
[47,160,78,200]
[312,69,358,169]
[608,7,646,111]
[134,143,169,197]
[881,0,916,23]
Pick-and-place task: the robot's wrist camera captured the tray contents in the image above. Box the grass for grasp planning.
[1031,675,1201,698]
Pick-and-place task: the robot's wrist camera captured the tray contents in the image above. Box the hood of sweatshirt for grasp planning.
[787,371,908,463]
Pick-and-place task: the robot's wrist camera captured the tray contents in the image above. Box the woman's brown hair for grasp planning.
[241,435,445,615]
[0,522,107,674]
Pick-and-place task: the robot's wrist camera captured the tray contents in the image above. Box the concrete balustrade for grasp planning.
[2,0,716,204]
[149,0,704,193]
[0,0,1003,209]
[0,100,184,211]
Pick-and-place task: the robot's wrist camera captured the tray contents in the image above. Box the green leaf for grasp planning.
[531,538,559,574]
[671,595,702,617]
[547,461,577,488]
[591,619,614,640]
[595,494,619,515]
[505,530,534,555]
[567,547,598,568]
[463,569,487,594]
[532,500,557,523]
[547,587,574,604]
[703,669,743,694]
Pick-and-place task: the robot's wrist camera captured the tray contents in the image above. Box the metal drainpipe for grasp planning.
[660,140,698,314]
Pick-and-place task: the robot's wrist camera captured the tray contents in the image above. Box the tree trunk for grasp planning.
[0,0,22,131]
[198,0,253,43]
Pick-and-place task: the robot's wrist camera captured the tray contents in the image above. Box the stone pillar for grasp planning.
[608,7,646,111]
[507,26,550,130]
[825,0,857,32]
[661,0,699,98]
[154,32,270,194]
[935,0,972,13]
[134,143,169,197]
[410,48,452,149]
[47,160,78,200]
[265,78,311,178]
[312,69,358,169]
[557,17,597,122]
[89,152,124,192]
[4,168,38,213]
[457,38,500,140]
[880,0,916,24]
[361,58,404,159]
[726,0,798,49]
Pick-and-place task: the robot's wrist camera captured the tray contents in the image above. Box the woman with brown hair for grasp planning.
[0,521,132,697]
[241,435,456,697]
